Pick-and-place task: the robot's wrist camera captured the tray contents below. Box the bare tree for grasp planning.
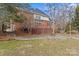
[46,4,56,35]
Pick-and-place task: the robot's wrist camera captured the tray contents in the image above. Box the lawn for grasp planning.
[0,39,79,56]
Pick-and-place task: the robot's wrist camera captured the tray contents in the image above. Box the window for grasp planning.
[34,14,41,20]
[34,14,49,21]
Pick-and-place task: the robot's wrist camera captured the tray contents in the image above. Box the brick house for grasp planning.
[6,7,53,35]
[31,8,52,34]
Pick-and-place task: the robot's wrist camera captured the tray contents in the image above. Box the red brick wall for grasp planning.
[15,9,34,35]
[14,20,52,35]
[32,20,52,34]
[37,21,50,28]
[14,22,22,34]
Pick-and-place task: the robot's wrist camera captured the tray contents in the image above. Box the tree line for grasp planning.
[0,3,31,34]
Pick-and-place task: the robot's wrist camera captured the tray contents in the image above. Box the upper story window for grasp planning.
[34,14,41,20]
[34,14,49,21]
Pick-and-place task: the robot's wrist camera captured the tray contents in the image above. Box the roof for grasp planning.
[16,7,50,21]
[16,6,49,17]
[29,8,49,17]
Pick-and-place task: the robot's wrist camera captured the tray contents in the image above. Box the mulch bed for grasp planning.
[0,35,15,41]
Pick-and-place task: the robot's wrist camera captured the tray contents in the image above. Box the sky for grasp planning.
[30,3,46,13]
[30,3,77,15]
[31,3,77,7]
[30,3,77,22]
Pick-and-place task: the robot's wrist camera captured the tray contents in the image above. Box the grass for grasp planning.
[0,39,79,55]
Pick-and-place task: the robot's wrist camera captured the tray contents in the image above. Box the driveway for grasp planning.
[14,34,79,40]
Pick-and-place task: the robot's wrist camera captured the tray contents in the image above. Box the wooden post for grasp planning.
[69,23,72,38]
[69,11,72,39]
[52,21,55,35]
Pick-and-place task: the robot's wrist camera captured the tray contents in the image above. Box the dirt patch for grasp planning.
[0,36,15,41]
